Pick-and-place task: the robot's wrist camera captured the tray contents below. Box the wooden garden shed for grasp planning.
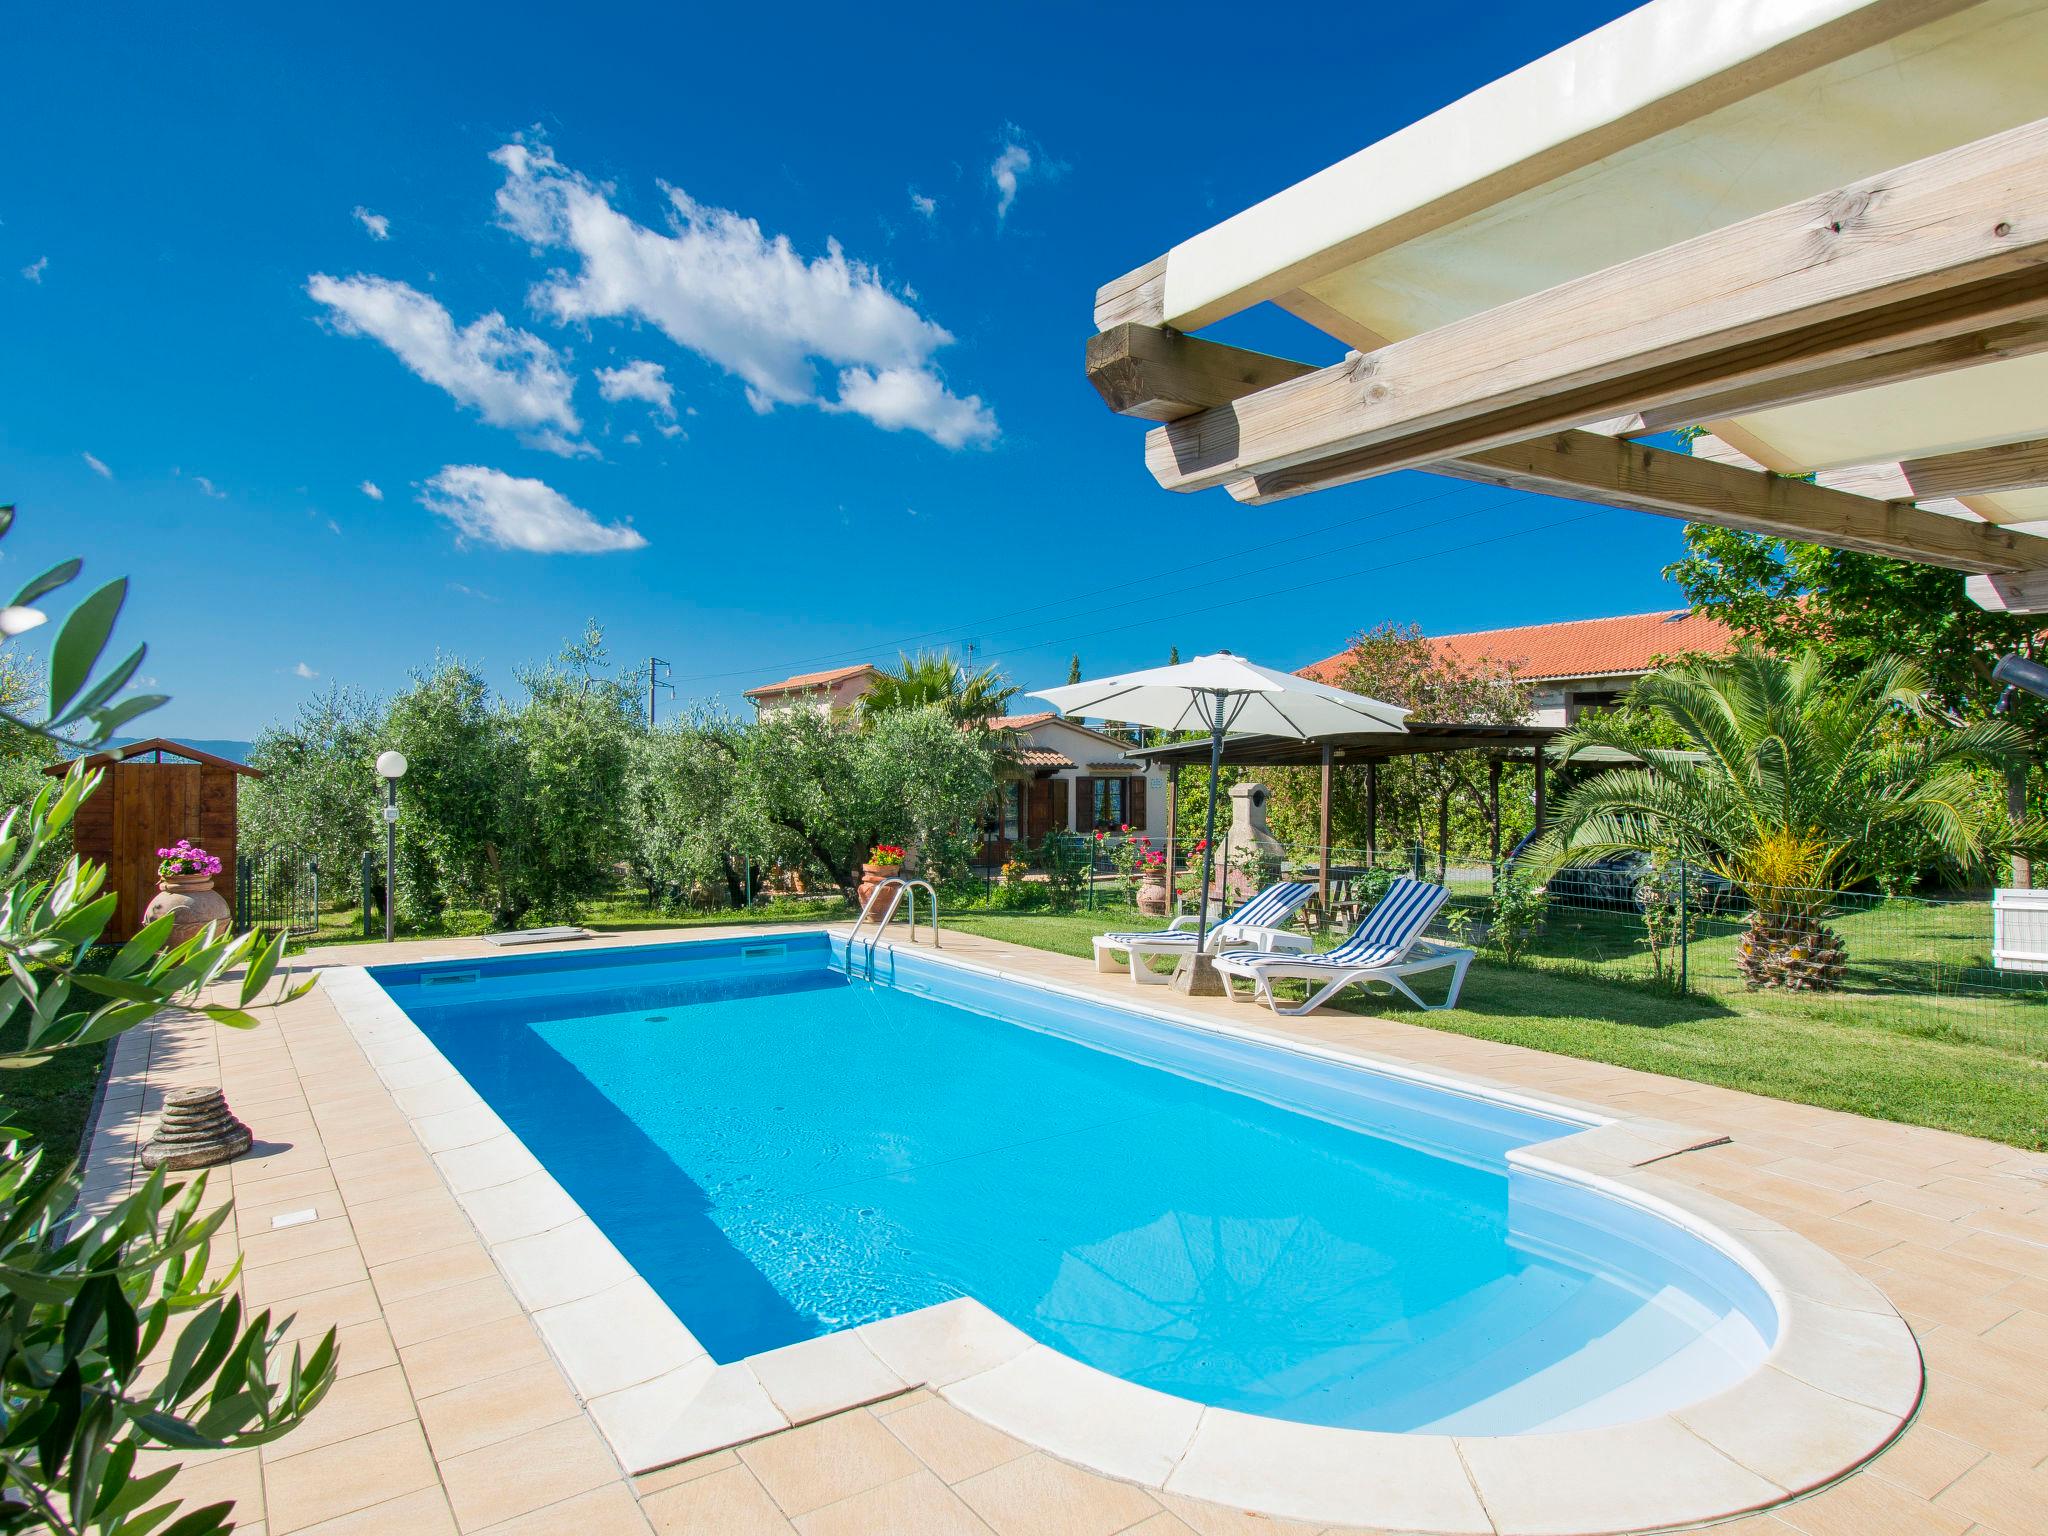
[45,738,260,941]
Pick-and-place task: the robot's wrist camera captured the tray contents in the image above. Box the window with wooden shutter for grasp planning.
[1129,775,1148,831]
[1051,778,1069,833]
[1071,776,1092,830]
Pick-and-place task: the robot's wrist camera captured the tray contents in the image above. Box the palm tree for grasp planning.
[1534,647,2028,990]
[860,651,1020,725]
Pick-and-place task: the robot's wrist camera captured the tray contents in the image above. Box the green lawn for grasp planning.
[944,905,2048,1151]
[0,948,116,1166]
[0,1029,107,1164]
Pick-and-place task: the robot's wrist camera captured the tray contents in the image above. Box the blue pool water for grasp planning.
[372,934,1774,1434]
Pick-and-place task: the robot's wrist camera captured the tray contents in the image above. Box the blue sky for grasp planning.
[2,0,1681,739]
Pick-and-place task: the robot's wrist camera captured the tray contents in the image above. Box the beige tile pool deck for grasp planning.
[81,923,2048,1535]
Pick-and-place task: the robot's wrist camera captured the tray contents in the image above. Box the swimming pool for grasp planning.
[368,932,1777,1437]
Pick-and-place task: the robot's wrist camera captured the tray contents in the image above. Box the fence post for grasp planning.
[1678,862,1689,994]
[1411,842,1426,883]
[744,856,753,910]
[235,854,250,931]
[361,851,376,939]
[309,859,320,935]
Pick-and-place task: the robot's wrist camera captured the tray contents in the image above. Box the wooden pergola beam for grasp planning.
[1086,325,1315,422]
[1967,569,2048,613]
[1138,118,2048,495]
[1899,436,2048,499]
[1082,327,2048,572]
[1420,431,2047,574]
[1628,312,2048,434]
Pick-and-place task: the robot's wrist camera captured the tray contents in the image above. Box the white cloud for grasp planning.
[360,479,384,500]
[306,273,587,454]
[491,141,996,448]
[21,256,46,283]
[833,367,996,449]
[353,206,391,240]
[990,142,1031,220]
[419,465,646,554]
[909,190,937,219]
[83,452,111,478]
[293,661,320,679]
[595,359,675,417]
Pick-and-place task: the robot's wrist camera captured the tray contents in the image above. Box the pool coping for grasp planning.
[317,930,1925,1535]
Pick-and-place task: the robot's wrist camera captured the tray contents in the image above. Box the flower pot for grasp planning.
[857,862,903,911]
[144,874,231,950]
[1136,876,1170,917]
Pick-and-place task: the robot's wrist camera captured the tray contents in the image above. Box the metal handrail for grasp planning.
[847,876,940,979]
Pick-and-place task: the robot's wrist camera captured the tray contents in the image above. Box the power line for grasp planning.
[965,507,1616,672]
[667,478,1496,689]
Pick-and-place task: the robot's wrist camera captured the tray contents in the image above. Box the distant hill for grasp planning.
[105,738,255,764]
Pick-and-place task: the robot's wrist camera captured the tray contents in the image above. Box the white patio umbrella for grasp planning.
[1031,653,1407,982]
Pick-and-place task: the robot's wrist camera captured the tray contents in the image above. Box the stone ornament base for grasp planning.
[140,1085,252,1171]
[1171,953,1228,997]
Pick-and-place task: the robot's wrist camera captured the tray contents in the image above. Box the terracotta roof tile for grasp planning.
[1302,609,1734,685]
[1011,747,1075,769]
[986,711,1057,730]
[743,662,880,699]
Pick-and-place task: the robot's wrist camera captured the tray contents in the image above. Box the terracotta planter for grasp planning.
[144,874,230,949]
[1136,876,1170,917]
[857,862,903,911]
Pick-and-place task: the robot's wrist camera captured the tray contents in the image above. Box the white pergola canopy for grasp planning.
[1086,0,2048,612]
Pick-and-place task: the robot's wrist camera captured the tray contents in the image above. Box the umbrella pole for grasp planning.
[1175,692,1230,997]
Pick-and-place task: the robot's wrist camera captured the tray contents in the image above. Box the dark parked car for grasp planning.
[1504,836,1735,914]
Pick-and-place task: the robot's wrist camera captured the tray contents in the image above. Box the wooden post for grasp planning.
[1365,760,1379,865]
[1490,761,1507,876]
[1317,744,1333,908]
[2008,763,2032,889]
[1534,748,1548,835]
[1164,763,1180,913]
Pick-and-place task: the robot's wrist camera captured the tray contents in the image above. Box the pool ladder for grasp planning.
[849,877,939,979]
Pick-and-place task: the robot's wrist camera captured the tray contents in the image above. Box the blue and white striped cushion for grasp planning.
[1233,878,1448,971]
[1101,881,1316,947]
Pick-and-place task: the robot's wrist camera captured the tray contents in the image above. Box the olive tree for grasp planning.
[725,705,999,897]
[497,629,638,923]
[239,686,385,877]
[628,713,748,908]
[383,660,505,924]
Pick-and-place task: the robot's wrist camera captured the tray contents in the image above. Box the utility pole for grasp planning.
[638,656,674,729]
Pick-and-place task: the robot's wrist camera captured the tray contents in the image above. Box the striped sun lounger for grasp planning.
[1214,876,1472,1015]
[1092,880,1318,986]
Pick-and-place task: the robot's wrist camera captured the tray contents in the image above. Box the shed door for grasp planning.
[109,764,202,940]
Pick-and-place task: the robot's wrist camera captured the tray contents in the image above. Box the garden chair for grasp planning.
[1093,880,1317,986]
[1214,876,1471,1015]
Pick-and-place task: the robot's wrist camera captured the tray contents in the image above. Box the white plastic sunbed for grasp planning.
[1093,880,1317,985]
[1215,877,1472,1015]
